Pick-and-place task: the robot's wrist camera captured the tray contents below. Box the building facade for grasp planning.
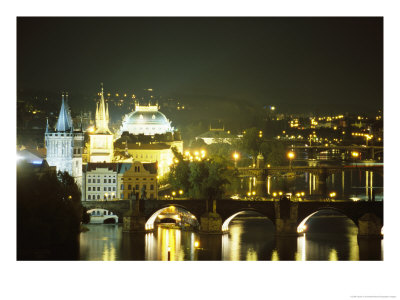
[82,162,158,201]
[45,93,83,187]
[118,161,158,200]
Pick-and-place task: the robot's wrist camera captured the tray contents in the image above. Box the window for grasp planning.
[97,187,100,191]
[135,184,139,190]
[113,194,115,199]
[108,187,111,191]
[88,195,91,200]
[88,187,91,191]
[113,179,116,183]
[134,166,137,172]
[97,211,100,215]
[113,187,116,191]
[104,187,107,191]
[143,185,146,190]
[104,195,107,200]
[120,193,123,199]
[97,179,100,183]
[97,195,100,199]
[138,167,140,172]
[136,178,139,180]
[121,184,124,190]
[104,179,107,183]
[88,179,91,183]
[128,184,131,190]
[150,193,154,199]
[143,178,146,180]
[108,179,111,183]
[150,184,154,190]
[150,178,153,181]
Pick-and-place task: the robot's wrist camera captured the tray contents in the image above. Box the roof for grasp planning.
[197,130,233,139]
[18,149,45,164]
[124,110,171,126]
[125,142,171,150]
[85,163,118,172]
[117,163,133,174]
[143,162,158,174]
[55,95,73,132]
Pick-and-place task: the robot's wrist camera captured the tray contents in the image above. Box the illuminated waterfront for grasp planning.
[79,212,382,261]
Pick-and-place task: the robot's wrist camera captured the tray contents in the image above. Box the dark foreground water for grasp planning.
[79,212,383,261]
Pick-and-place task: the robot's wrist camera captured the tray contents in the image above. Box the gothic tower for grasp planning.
[89,84,114,162]
[45,93,83,187]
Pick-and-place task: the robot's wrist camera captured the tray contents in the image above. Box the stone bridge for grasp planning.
[82,198,383,238]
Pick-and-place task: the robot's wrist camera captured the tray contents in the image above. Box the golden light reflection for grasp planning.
[102,243,116,261]
[271,250,279,261]
[246,248,258,261]
[328,249,338,261]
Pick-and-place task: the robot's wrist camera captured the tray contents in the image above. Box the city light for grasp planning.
[351,151,360,158]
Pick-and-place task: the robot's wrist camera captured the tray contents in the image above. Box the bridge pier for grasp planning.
[123,198,146,233]
[274,198,299,236]
[357,213,383,239]
[255,170,267,197]
[199,200,222,234]
[315,169,328,199]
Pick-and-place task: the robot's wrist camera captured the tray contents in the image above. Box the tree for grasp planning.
[260,140,286,166]
[241,127,262,163]
[17,163,83,260]
[167,149,232,200]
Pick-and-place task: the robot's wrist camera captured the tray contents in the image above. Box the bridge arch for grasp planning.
[145,205,199,231]
[297,208,357,234]
[222,209,272,233]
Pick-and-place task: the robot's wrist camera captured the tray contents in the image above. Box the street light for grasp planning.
[233,152,240,168]
[179,190,183,196]
[287,151,295,169]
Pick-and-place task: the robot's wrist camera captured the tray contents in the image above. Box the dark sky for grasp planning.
[17,17,383,113]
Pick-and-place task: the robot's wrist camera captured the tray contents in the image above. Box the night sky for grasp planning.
[17,17,383,113]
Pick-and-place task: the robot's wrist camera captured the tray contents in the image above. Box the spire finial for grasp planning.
[101,82,104,94]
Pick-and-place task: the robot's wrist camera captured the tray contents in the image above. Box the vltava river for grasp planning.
[79,211,383,261]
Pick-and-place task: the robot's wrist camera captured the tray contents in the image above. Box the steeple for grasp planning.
[56,93,73,132]
[45,117,49,133]
[65,92,73,131]
[95,83,111,134]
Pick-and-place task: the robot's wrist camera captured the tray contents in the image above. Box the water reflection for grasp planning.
[231,170,383,201]
[79,213,383,261]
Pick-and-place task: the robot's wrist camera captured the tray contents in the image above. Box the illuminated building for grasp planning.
[45,93,83,187]
[196,124,236,145]
[118,102,173,136]
[82,162,158,201]
[83,163,118,201]
[118,161,158,200]
[89,85,114,162]
[115,101,183,176]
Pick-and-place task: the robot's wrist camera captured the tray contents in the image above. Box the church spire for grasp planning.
[95,83,111,134]
[56,93,73,132]
[45,117,49,133]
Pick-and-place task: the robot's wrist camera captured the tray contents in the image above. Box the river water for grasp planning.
[79,211,383,261]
